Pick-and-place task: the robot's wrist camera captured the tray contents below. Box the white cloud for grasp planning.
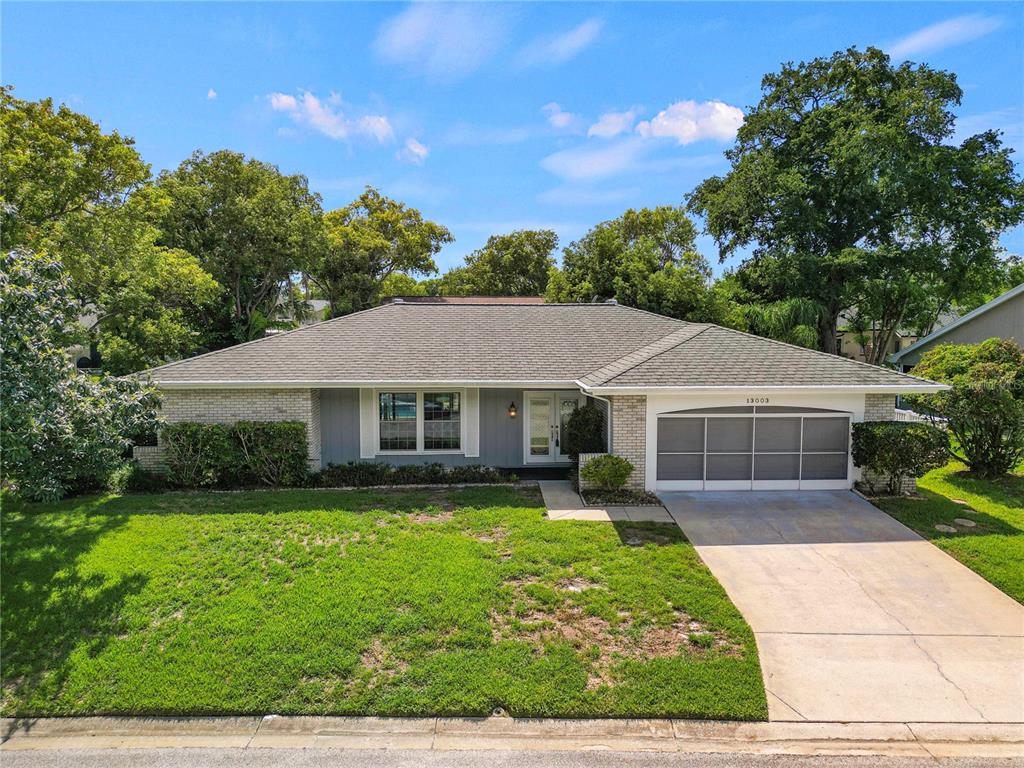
[542,102,579,130]
[206,88,218,100]
[541,138,649,182]
[635,100,743,145]
[518,18,604,68]
[588,109,638,138]
[374,4,508,80]
[887,15,1002,60]
[268,90,394,143]
[397,137,430,165]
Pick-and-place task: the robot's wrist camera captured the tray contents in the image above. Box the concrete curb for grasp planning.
[2,716,1021,757]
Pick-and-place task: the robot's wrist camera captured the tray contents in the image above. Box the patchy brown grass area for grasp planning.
[491,574,742,690]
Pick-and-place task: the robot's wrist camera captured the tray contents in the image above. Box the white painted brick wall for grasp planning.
[133,388,322,470]
[609,395,646,490]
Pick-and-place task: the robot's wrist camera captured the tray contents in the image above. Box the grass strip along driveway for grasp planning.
[874,461,1023,603]
[1,486,766,720]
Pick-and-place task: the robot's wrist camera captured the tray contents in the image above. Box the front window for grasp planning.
[379,392,417,451]
[424,392,460,450]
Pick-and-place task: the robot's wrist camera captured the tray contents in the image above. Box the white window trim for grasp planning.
[373,388,467,456]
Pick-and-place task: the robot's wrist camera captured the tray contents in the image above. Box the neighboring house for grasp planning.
[889,284,1024,370]
[136,300,942,493]
[835,328,918,364]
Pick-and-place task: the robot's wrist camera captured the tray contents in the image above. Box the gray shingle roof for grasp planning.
[143,302,939,390]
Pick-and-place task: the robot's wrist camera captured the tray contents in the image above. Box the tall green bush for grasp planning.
[561,403,606,461]
[851,421,949,495]
[1,249,160,501]
[162,423,239,488]
[234,421,309,487]
[905,339,1024,478]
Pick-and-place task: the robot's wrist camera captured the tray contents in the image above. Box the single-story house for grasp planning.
[136,300,944,492]
[889,283,1024,370]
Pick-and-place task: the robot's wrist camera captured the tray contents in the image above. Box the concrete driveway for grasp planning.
[660,491,1024,724]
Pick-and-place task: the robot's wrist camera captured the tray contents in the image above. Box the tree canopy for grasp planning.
[1,88,221,372]
[689,47,1024,355]
[545,205,725,323]
[309,187,452,317]
[433,229,557,296]
[155,150,324,345]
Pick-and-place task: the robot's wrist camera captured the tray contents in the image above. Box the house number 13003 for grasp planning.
[746,397,769,404]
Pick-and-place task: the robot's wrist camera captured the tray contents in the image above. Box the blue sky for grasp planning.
[5,2,1023,273]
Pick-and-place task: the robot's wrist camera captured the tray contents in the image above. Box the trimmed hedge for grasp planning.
[315,462,516,488]
[851,421,948,496]
[580,454,634,490]
[162,421,309,489]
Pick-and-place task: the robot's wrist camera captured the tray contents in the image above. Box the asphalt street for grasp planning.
[2,750,1018,768]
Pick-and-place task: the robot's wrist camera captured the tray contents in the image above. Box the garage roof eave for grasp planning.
[577,383,951,395]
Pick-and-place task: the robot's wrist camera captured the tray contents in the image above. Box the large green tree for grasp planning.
[435,229,557,296]
[155,150,324,345]
[689,47,1024,354]
[546,205,723,322]
[1,88,218,371]
[310,187,452,317]
[1,249,160,501]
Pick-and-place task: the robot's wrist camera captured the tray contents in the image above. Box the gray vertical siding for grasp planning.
[319,387,532,468]
[319,388,361,464]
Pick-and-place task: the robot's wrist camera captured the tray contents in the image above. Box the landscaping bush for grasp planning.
[317,462,515,487]
[162,421,308,488]
[162,423,239,488]
[851,421,949,495]
[580,454,634,490]
[561,403,607,461]
[234,421,309,487]
[106,462,167,494]
[904,339,1024,479]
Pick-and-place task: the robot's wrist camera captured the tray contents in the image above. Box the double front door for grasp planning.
[524,391,584,463]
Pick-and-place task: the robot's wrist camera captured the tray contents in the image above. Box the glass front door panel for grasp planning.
[529,398,552,456]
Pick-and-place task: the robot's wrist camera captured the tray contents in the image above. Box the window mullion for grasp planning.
[417,391,424,453]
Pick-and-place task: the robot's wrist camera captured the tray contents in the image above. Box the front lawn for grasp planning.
[874,461,1024,603]
[1,486,766,719]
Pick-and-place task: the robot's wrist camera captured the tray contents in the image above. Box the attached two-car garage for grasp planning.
[655,406,852,491]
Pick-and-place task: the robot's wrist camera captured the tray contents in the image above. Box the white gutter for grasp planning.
[577,383,949,395]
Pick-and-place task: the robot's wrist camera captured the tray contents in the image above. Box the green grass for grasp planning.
[1,486,766,719]
[874,461,1024,603]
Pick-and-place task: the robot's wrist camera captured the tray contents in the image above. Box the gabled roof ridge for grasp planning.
[580,324,711,386]
[707,324,942,387]
[137,302,394,377]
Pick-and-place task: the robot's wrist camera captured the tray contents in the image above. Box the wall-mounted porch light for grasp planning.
[508,401,518,418]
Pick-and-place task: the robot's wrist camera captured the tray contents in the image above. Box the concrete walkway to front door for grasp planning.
[660,491,1024,725]
[538,480,673,522]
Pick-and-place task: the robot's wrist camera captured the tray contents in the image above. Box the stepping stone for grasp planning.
[953,518,977,527]
[935,524,957,533]
[951,499,969,505]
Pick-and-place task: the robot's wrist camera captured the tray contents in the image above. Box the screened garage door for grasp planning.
[656,406,851,491]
